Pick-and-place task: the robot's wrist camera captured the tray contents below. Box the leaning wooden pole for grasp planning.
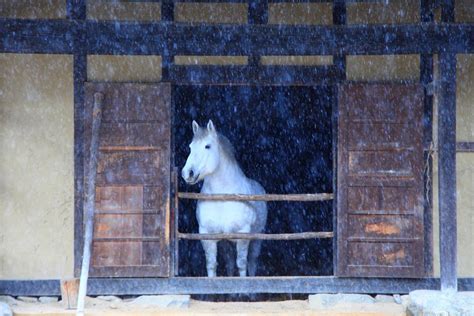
[76,92,104,316]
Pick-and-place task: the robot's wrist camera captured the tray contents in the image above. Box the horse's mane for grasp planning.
[193,127,236,162]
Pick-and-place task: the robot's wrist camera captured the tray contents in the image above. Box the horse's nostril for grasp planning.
[189,170,194,178]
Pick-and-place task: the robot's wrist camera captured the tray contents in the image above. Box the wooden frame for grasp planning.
[0,0,471,294]
[1,278,473,296]
[2,20,473,56]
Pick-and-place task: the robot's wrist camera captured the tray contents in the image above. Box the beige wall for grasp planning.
[346,55,420,81]
[457,55,474,142]
[175,3,247,24]
[0,54,74,279]
[0,0,66,19]
[87,1,161,21]
[87,55,162,82]
[268,3,332,25]
[347,0,419,24]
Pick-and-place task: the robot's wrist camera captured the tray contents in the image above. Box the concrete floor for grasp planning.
[10,299,406,316]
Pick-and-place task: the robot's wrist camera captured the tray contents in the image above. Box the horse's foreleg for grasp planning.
[201,240,218,277]
[247,239,262,277]
[236,240,250,277]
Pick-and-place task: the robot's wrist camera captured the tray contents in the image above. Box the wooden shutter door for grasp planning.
[84,83,171,277]
[337,83,424,277]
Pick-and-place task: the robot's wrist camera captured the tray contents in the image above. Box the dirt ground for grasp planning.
[10,298,406,316]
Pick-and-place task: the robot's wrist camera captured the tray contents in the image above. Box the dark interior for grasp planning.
[173,85,334,276]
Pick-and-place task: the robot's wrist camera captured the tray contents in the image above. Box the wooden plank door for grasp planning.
[84,83,171,277]
[337,83,425,277]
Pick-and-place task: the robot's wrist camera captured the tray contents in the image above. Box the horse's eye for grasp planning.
[205,144,211,149]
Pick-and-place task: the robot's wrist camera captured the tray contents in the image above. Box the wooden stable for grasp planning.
[1,0,473,296]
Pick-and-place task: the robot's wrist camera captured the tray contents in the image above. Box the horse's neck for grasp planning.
[202,155,246,193]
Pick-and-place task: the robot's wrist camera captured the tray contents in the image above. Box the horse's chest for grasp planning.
[197,201,255,233]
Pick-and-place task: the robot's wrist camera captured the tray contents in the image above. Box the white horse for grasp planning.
[182,120,267,277]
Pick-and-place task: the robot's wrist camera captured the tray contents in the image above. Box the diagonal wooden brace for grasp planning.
[76,92,104,316]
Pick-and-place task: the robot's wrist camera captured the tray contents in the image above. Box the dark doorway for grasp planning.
[173,85,333,276]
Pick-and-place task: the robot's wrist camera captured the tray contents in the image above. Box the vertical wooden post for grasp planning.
[171,167,179,276]
[438,0,457,292]
[420,0,435,277]
[248,0,268,25]
[68,0,87,278]
[248,0,268,80]
[332,0,346,274]
[77,93,104,315]
[161,0,174,82]
[333,0,346,81]
[438,52,457,292]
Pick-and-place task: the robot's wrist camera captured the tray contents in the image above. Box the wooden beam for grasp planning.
[2,20,474,55]
[421,0,435,23]
[248,0,268,25]
[67,0,86,20]
[420,0,435,277]
[160,0,174,81]
[438,0,457,292]
[2,278,474,296]
[441,0,455,23]
[438,51,457,292]
[77,92,104,315]
[456,142,474,152]
[333,0,347,81]
[169,65,339,85]
[71,0,87,279]
[161,0,174,22]
[177,232,334,240]
[178,192,334,202]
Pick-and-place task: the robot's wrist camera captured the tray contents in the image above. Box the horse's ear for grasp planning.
[192,120,200,134]
[207,120,216,134]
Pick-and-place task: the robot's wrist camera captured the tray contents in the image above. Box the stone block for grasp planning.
[0,302,12,316]
[17,296,38,303]
[408,290,474,316]
[393,294,402,304]
[0,296,18,306]
[39,296,59,303]
[308,293,375,309]
[96,296,122,303]
[375,294,395,303]
[128,295,190,308]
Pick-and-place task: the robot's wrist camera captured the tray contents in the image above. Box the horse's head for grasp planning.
[182,120,221,185]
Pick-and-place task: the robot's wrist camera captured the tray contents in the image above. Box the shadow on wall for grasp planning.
[173,85,334,277]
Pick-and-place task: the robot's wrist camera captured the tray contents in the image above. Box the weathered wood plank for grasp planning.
[77,92,104,315]
[2,20,474,55]
[178,192,334,202]
[438,51,457,291]
[178,232,334,240]
[456,142,474,152]
[2,278,474,296]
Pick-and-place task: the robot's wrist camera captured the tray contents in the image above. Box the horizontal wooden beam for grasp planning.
[456,142,474,152]
[2,278,474,296]
[1,20,474,55]
[178,192,334,201]
[170,65,340,84]
[178,231,334,240]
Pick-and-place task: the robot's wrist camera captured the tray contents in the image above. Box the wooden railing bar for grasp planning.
[94,231,334,242]
[99,146,161,151]
[177,232,334,240]
[177,192,334,202]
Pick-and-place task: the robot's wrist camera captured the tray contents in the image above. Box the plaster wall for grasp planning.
[0,54,74,279]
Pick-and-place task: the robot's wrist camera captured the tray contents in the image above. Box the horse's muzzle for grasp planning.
[182,168,200,185]
[184,174,200,185]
